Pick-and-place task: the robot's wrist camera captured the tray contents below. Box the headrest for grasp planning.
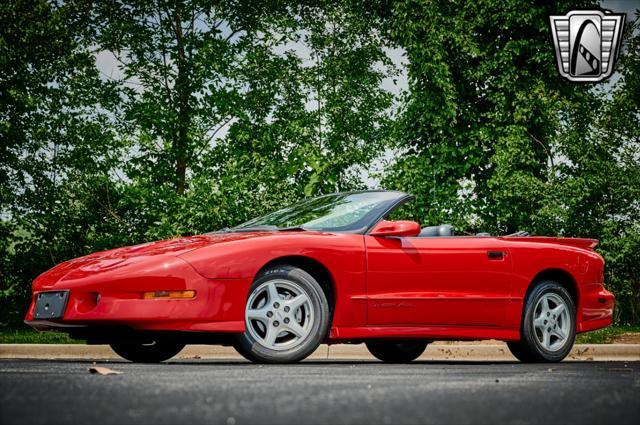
[419,224,454,237]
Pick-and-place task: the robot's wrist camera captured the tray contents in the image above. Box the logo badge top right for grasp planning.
[550,10,626,82]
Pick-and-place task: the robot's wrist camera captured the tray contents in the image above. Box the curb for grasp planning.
[1,343,638,361]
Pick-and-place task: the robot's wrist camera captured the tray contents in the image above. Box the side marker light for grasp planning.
[142,290,196,300]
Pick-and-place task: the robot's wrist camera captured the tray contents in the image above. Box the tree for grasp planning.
[1,0,399,326]
[381,0,599,232]
[287,1,397,196]
[536,12,640,324]
[382,0,639,323]
[1,0,122,325]
[92,0,282,196]
[89,0,397,237]
[3,0,637,328]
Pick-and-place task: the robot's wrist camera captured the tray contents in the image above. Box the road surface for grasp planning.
[1,359,638,424]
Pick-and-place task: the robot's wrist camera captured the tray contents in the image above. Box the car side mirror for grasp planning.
[370,220,421,237]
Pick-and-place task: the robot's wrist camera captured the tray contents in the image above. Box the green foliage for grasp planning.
[1,0,123,325]
[383,1,640,324]
[0,326,83,344]
[0,0,396,326]
[1,0,639,327]
[383,0,600,232]
[575,325,640,344]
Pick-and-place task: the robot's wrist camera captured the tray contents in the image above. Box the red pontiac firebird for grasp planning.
[25,190,614,364]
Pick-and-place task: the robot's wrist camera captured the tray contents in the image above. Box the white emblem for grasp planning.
[549,10,625,82]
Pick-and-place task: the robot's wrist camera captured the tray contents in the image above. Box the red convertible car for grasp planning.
[25,190,614,363]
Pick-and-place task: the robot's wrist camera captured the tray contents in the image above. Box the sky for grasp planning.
[605,0,639,21]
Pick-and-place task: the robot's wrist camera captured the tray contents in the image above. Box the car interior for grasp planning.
[416,224,523,237]
[385,199,527,238]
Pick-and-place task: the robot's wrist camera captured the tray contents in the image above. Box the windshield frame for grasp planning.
[232,190,413,235]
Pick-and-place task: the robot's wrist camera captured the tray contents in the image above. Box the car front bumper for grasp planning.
[25,255,251,334]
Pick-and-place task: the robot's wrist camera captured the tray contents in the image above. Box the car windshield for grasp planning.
[233,191,407,233]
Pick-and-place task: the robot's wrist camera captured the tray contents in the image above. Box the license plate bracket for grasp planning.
[34,291,69,319]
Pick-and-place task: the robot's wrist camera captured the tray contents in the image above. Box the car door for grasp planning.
[365,235,512,326]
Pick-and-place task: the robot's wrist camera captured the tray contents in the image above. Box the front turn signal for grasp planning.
[142,290,196,300]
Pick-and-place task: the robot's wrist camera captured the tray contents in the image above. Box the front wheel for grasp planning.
[110,340,185,363]
[508,280,576,363]
[234,265,330,364]
[366,341,428,363]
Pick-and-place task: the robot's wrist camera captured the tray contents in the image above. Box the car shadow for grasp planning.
[15,358,584,367]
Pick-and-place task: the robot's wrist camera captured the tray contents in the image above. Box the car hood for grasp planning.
[97,232,275,259]
[32,232,278,288]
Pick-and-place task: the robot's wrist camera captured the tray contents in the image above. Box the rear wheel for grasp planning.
[508,280,576,363]
[110,340,185,363]
[234,265,330,364]
[366,341,428,363]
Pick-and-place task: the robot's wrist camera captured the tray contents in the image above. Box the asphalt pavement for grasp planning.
[1,359,638,424]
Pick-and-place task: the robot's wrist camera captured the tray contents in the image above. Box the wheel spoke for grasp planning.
[287,294,308,311]
[533,316,546,329]
[551,304,565,317]
[541,296,550,315]
[247,307,269,323]
[542,328,551,349]
[285,321,306,338]
[266,282,280,304]
[263,326,279,346]
[551,327,566,341]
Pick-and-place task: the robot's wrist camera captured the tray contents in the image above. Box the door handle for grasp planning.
[487,251,505,260]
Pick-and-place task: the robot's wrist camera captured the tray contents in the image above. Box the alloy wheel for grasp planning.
[245,279,315,351]
[532,293,571,352]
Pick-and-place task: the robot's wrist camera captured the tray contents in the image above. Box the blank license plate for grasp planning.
[34,291,69,319]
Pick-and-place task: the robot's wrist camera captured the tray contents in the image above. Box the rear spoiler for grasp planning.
[500,237,598,250]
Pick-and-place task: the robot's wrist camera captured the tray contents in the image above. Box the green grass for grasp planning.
[575,326,640,344]
[0,326,83,344]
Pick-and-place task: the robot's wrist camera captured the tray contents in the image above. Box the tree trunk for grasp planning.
[173,2,189,195]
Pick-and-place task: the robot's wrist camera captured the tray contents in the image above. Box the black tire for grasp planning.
[234,265,330,364]
[508,280,576,363]
[506,340,537,362]
[365,341,428,363]
[110,340,185,363]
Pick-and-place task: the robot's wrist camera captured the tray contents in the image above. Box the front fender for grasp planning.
[178,232,368,328]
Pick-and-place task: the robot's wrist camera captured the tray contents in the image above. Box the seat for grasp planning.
[418,224,455,237]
